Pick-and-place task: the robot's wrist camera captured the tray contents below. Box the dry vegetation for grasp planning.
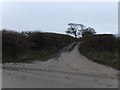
[2,30,76,63]
[79,34,120,70]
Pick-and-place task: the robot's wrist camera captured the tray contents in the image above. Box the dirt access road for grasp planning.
[2,42,118,88]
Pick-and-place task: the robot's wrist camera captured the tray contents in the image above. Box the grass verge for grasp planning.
[79,34,120,70]
[79,48,119,70]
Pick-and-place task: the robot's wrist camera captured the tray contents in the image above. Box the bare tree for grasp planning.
[66,23,85,38]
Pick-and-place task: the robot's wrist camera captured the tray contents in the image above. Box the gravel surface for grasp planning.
[2,42,118,88]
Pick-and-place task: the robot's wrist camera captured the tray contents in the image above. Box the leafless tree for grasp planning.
[66,23,96,38]
[66,23,85,38]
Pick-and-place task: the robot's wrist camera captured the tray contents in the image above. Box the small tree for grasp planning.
[79,27,96,37]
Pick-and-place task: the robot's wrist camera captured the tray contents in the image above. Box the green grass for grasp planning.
[29,47,57,59]
[2,30,76,63]
[3,47,58,63]
[79,34,120,70]
[79,48,119,70]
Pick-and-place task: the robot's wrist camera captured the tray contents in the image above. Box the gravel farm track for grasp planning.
[2,42,119,88]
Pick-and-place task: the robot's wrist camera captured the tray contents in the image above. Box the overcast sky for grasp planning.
[2,2,118,34]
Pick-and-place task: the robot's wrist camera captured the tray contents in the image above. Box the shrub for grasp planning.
[81,34,117,52]
[2,30,75,62]
[79,34,119,70]
[26,31,75,50]
[2,30,30,61]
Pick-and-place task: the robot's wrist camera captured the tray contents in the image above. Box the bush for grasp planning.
[25,31,75,50]
[2,30,75,62]
[117,37,120,52]
[81,34,117,52]
[2,30,30,61]
[79,34,119,70]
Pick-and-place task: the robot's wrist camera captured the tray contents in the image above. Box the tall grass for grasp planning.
[2,30,75,63]
[2,30,30,62]
[79,34,120,70]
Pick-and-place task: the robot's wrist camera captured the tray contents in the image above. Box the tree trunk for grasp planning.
[74,33,77,38]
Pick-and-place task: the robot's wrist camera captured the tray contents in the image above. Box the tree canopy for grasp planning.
[66,23,96,38]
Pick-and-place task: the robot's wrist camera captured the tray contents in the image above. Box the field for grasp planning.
[2,30,76,63]
[79,34,120,70]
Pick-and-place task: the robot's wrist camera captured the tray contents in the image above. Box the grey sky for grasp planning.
[2,2,118,34]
